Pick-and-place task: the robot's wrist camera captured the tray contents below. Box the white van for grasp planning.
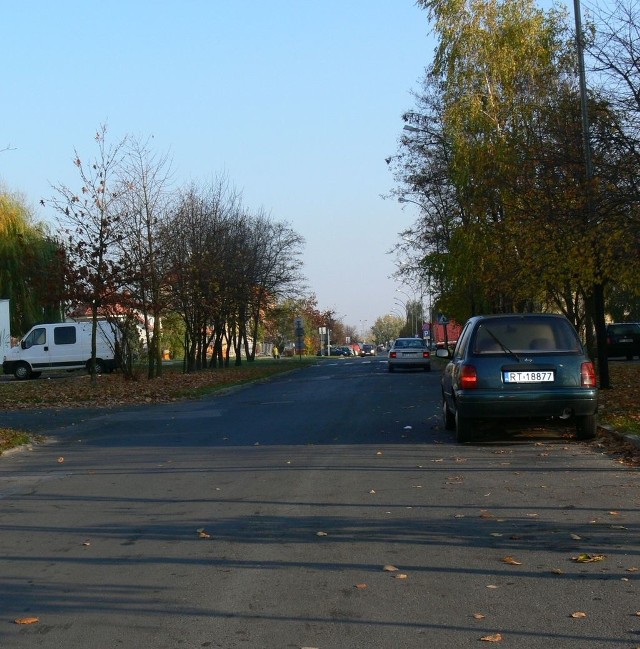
[2,320,119,380]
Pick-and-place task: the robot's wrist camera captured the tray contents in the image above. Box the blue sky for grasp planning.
[2,1,434,332]
[2,1,570,333]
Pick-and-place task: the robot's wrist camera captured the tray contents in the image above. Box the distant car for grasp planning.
[388,337,431,372]
[440,313,598,443]
[360,344,376,357]
[606,323,640,360]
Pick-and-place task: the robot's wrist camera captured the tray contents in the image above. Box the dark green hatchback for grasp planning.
[440,314,598,443]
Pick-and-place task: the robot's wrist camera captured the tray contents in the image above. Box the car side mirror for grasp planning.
[436,348,450,359]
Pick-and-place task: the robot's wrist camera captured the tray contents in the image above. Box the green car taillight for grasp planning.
[581,361,596,387]
[460,365,478,389]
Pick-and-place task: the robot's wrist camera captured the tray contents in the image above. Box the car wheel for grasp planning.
[442,395,455,431]
[575,414,597,440]
[455,410,473,443]
[14,362,32,380]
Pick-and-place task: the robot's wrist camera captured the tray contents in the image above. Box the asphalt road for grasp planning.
[1,357,640,648]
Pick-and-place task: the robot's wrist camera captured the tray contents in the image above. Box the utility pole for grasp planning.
[573,0,610,388]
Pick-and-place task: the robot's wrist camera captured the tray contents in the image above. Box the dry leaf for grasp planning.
[551,568,563,574]
[571,611,587,618]
[480,633,503,642]
[570,534,582,540]
[316,531,328,537]
[394,573,408,579]
[57,457,64,463]
[573,553,605,563]
[196,528,211,539]
[369,489,376,494]
[15,617,39,625]
[609,511,620,516]
[82,540,91,546]
[473,613,486,620]
[501,556,522,566]
[486,584,499,589]
[355,583,367,589]
[627,567,639,573]
[383,565,398,572]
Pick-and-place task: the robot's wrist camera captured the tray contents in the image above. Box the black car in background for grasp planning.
[360,344,376,356]
[606,323,640,360]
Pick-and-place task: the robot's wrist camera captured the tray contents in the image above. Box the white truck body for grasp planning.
[2,320,119,380]
[0,299,10,358]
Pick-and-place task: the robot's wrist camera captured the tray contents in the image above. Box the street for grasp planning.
[1,357,640,648]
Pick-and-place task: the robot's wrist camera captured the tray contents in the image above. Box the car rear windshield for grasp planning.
[394,339,425,349]
[609,324,640,335]
[473,317,581,354]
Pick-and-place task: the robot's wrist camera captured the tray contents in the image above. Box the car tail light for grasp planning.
[423,351,430,359]
[581,361,596,387]
[460,365,477,389]
[389,351,397,359]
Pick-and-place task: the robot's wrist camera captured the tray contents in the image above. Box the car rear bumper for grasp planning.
[455,388,598,419]
[389,360,431,369]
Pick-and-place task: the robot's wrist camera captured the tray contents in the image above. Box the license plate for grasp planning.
[620,338,632,343]
[402,352,418,357]
[503,370,554,383]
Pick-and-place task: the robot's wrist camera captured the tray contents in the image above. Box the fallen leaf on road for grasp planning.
[570,534,582,540]
[355,583,367,589]
[486,584,499,589]
[501,556,522,565]
[571,611,587,618]
[196,528,211,539]
[480,633,503,642]
[393,573,408,579]
[369,489,376,494]
[573,553,605,563]
[551,568,563,574]
[316,531,328,537]
[15,617,39,625]
[383,565,398,572]
[627,567,639,572]
[57,457,64,463]
[473,613,486,619]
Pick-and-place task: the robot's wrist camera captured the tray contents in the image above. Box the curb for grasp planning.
[599,423,640,449]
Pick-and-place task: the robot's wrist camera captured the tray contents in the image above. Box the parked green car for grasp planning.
[440,314,598,443]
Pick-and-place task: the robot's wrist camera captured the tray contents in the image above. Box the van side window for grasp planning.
[54,326,77,345]
[24,327,46,348]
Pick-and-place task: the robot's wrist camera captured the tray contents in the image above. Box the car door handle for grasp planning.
[44,346,48,351]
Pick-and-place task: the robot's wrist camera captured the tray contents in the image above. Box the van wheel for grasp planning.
[87,359,105,375]
[14,362,32,380]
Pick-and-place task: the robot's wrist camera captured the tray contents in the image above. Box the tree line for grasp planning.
[1,126,308,379]
[387,0,640,387]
